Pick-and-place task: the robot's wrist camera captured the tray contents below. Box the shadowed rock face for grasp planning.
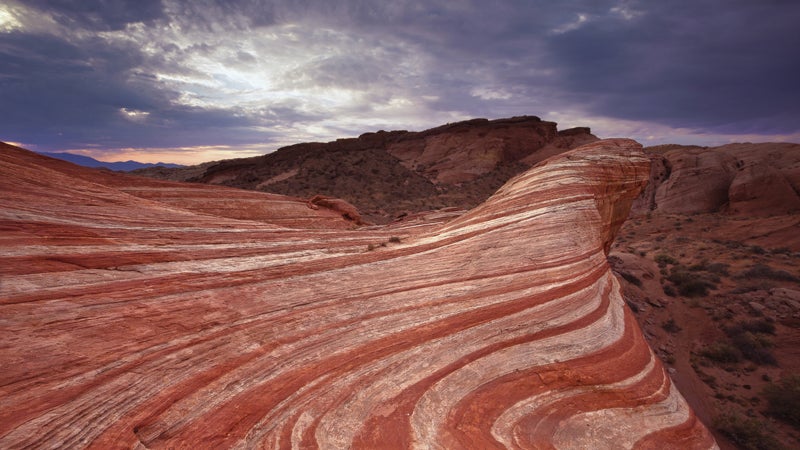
[135,116,597,222]
[0,140,716,448]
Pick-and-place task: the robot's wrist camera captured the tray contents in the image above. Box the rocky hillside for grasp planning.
[137,122,800,449]
[614,142,800,449]
[0,140,717,448]
[134,116,597,222]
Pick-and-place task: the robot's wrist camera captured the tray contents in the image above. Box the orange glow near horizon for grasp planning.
[63,144,273,166]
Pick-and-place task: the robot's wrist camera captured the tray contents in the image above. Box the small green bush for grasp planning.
[739,263,799,282]
[713,414,785,450]
[706,262,730,276]
[619,271,642,287]
[727,319,776,336]
[654,253,678,268]
[677,279,713,297]
[764,375,800,429]
[699,341,742,364]
[724,319,778,366]
[725,240,744,249]
[662,318,682,333]
[729,331,776,365]
[667,266,716,297]
[688,263,706,272]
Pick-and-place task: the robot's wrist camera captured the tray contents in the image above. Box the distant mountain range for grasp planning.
[39,152,184,171]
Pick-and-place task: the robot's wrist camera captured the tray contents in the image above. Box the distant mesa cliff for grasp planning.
[136,116,598,222]
[0,140,716,448]
[40,151,185,172]
[134,116,800,222]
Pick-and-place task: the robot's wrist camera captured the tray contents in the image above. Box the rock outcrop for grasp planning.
[633,142,800,216]
[653,147,739,214]
[728,160,800,216]
[134,116,597,222]
[0,140,716,448]
[384,117,593,184]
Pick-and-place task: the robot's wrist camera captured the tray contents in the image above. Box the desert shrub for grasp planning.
[731,283,776,294]
[654,253,678,268]
[388,236,402,243]
[706,262,730,276]
[727,319,776,336]
[688,262,706,272]
[662,318,682,333]
[697,370,717,387]
[724,240,744,249]
[713,414,784,450]
[723,321,777,366]
[667,266,716,297]
[729,331,776,365]
[619,271,642,287]
[739,264,799,282]
[678,279,713,296]
[749,245,767,255]
[764,374,800,429]
[699,341,742,364]
[662,284,676,297]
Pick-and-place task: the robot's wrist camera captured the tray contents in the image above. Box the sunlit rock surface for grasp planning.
[0,140,716,449]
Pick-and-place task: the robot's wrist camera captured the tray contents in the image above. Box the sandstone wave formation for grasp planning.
[0,140,717,448]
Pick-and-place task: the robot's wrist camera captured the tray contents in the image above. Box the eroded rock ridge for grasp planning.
[0,140,716,448]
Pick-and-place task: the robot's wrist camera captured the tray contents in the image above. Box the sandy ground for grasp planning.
[611,211,800,449]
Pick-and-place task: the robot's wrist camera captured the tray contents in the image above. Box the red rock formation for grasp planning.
[138,116,597,222]
[653,147,738,214]
[634,142,800,217]
[729,161,800,216]
[0,140,716,448]
[384,116,589,184]
[306,194,369,225]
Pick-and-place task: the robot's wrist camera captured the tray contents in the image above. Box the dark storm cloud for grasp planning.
[1,0,798,159]
[538,0,800,133]
[0,30,261,149]
[24,0,165,31]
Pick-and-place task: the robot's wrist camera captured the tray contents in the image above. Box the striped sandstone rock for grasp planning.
[0,139,716,449]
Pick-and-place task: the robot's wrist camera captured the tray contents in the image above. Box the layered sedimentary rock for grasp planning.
[0,140,716,448]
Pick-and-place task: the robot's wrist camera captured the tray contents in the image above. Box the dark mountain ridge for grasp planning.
[136,116,597,222]
[39,151,184,172]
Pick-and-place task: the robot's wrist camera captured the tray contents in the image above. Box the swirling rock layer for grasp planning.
[0,140,716,449]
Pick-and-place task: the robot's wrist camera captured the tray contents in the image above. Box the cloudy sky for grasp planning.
[1,0,799,164]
